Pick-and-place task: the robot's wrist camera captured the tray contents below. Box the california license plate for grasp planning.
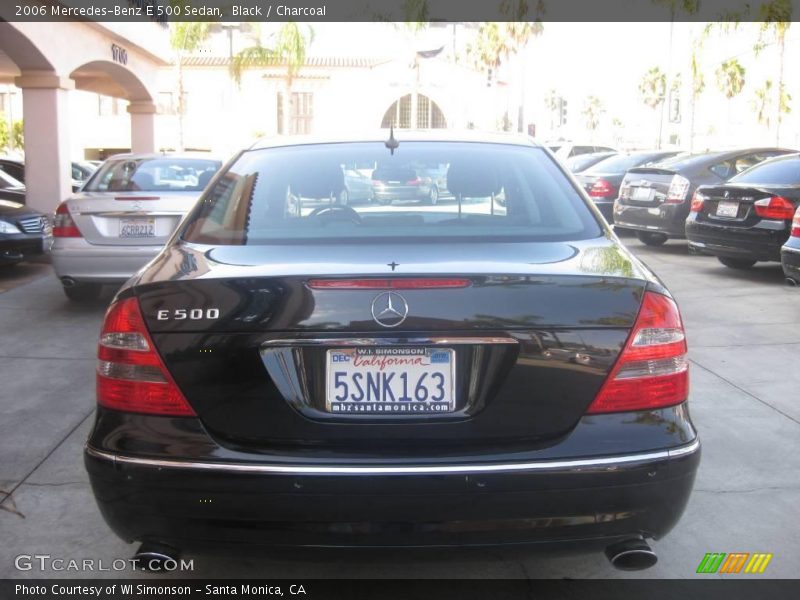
[631,186,653,201]
[119,218,155,238]
[326,347,455,414]
[716,201,739,218]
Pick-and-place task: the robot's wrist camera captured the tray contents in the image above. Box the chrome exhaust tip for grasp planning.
[132,543,181,572]
[786,277,798,287]
[605,538,658,571]
[60,277,77,288]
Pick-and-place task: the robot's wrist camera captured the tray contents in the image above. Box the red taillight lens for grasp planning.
[307,278,472,290]
[406,178,421,185]
[587,291,688,414]
[665,174,691,204]
[97,297,195,416]
[753,196,796,220]
[690,191,705,213]
[589,178,615,198]
[53,203,82,238]
[791,207,800,237]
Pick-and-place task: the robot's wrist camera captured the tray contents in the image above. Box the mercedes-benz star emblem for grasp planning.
[371,292,409,328]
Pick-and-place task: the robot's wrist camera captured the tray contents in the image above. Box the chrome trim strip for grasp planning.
[86,439,700,476]
[261,336,519,347]
[781,245,800,255]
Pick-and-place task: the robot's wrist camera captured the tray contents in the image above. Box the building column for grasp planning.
[127,101,157,153]
[14,71,73,214]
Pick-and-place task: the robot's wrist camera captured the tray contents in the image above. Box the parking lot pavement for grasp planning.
[1,241,798,579]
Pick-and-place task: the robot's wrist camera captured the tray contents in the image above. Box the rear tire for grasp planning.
[63,283,101,302]
[427,186,439,205]
[338,189,349,206]
[718,257,757,270]
[636,231,668,246]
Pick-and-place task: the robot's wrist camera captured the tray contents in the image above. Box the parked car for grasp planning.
[84,132,699,569]
[549,142,616,161]
[51,153,221,301]
[614,148,796,246]
[0,199,51,266]
[782,206,800,285]
[565,151,617,173]
[685,153,800,269]
[0,169,26,204]
[0,158,100,193]
[339,168,374,204]
[370,164,438,205]
[578,150,684,223]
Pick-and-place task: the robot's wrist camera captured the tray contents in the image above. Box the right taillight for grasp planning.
[97,297,195,416]
[53,203,82,238]
[690,191,706,213]
[791,206,800,237]
[589,178,615,198]
[665,174,691,204]
[753,196,795,220]
[587,291,688,414]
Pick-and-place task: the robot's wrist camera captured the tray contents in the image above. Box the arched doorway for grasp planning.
[381,94,447,129]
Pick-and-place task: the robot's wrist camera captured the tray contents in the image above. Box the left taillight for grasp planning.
[753,196,796,220]
[97,297,195,416]
[791,206,800,237]
[53,203,82,238]
[589,178,615,198]
[587,290,688,414]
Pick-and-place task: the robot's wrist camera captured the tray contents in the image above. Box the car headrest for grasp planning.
[197,170,214,189]
[447,160,500,198]
[289,163,344,199]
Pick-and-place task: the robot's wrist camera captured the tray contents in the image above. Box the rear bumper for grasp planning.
[51,238,160,283]
[613,203,688,237]
[685,219,788,262]
[85,435,700,550]
[0,233,50,264]
[782,241,800,281]
[592,199,615,223]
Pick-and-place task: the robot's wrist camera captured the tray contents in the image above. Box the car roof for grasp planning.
[249,130,541,151]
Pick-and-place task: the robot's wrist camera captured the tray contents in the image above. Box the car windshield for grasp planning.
[585,153,675,174]
[729,155,800,185]
[0,169,24,190]
[85,157,221,192]
[181,141,602,245]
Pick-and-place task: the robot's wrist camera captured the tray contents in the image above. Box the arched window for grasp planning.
[381,94,447,129]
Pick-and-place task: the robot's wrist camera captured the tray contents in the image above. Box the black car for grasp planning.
[782,206,800,284]
[0,198,51,265]
[577,150,684,223]
[686,153,800,269]
[614,148,795,246]
[565,151,617,174]
[84,132,699,570]
[0,158,92,194]
[0,158,25,183]
[0,168,26,204]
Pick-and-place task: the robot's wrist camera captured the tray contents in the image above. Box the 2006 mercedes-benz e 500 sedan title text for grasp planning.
[85,132,699,570]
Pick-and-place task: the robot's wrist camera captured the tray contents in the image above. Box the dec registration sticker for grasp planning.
[325,347,456,414]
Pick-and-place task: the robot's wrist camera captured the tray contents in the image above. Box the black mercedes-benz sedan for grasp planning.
[84,132,699,570]
[0,199,51,266]
[686,153,800,270]
[614,148,795,246]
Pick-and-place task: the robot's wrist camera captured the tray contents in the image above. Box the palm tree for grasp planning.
[756,0,792,144]
[639,66,666,147]
[715,58,746,126]
[753,80,774,130]
[687,35,706,151]
[544,89,559,131]
[230,23,314,135]
[170,22,211,151]
[581,96,604,137]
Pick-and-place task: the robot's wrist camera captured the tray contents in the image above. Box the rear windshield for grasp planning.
[646,152,722,171]
[0,169,23,190]
[181,142,602,245]
[585,152,679,175]
[85,157,221,192]
[729,155,800,185]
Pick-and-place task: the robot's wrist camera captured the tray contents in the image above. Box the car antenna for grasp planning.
[385,125,399,155]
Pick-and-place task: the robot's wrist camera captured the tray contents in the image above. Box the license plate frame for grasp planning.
[119,217,156,238]
[716,201,739,218]
[631,186,653,201]
[325,347,456,415]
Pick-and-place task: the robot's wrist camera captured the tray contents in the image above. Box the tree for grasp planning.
[0,114,9,152]
[11,120,23,151]
[230,23,314,135]
[715,58,746,125]
[752,80,791,131]
[581,96,604,135]
[687,35,707,151]
[639,67,667,147]
[170,21,211,151]
[755,0,792,144]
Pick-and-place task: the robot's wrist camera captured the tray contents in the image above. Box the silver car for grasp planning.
[51,153,221,301]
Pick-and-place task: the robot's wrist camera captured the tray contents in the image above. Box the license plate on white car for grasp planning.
[119,218,155,238]
[716,201,739,218]
[326,347,455,414]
